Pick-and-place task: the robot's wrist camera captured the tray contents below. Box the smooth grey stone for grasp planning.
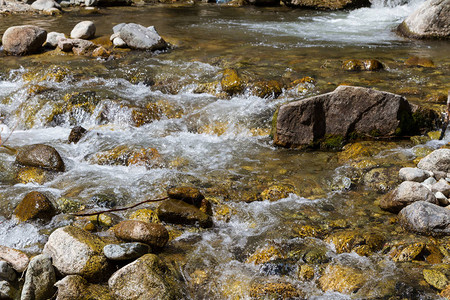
[380,181,438,213]
[70,21,96,40]
[399,201,450,236]
[418,149,450,173]
[398,167,429,182]
[112,23,126,34]
[103,243,150,261]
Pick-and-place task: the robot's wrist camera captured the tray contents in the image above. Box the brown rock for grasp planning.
[2,25,47,55]
[16,144,65,172]
[14,191,56,222]
[68,126,87,144]
[405,56,435,68]
[0,245,29,272]
[273,86,413,148]
[92,46,110,59]
[157,199,213,228]
[113,220,169,248]
[167,186,204,207]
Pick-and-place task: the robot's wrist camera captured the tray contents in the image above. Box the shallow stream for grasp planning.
[0,0,449,298]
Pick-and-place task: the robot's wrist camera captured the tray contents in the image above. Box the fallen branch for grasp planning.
[70,196,169,217]
[439,92,450,140]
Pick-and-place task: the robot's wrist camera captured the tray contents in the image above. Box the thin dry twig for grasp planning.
[70,196,169,217]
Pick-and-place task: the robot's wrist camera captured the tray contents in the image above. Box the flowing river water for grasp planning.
[0,0,450,299]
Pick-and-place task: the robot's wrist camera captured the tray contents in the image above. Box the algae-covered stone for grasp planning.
[55,275,113,300]
[16,144,64,172]
[113,220,169,248]
[0,245,29,272]
[108,254,182,300]
[15,167,47,185]
[249,281,303,299]
[21,254,56,300]
[319,264,366,293]
[129,209,160,223]
[157,199,213,228]
[260,184,296,201]
[246,245,285,265]
[326,230,384,255]
[221,68,244,96]
[250,80,283,99]
[167,186,204,207]
[423,269,448,290]
[43,226,109,281]
[91,145,163,168]
[404,56,436,68]
[14,191,56,222]
[392,242,425,262]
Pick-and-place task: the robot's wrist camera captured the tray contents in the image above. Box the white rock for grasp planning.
[113,37,126,48]
[435,192,449,206]
[418,149,450,173]
[399,167,429,182]
[70,21,96,40]
[31,0,60,10]
[45,32,65,48]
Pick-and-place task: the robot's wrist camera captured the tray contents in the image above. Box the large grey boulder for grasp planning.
[70,21,96,40]
[21,254,56,300]
[380,181,438,213]
[398,201,450,236]
[31,0,60,10]
[43,226,109,281]
[273,86,414,148]
[397,0,450,39]
[108,254,182,300]
[16,144,64,172]
[417,149,450,173]
[118,23,168,51]
[281,0,370,9]
[1,25,47,55]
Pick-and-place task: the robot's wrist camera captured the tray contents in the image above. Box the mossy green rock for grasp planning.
[108,254,182,300]
[423,269,449,290]
[14,191,56,222]
[157,199,213,228]
[43,226,110,281]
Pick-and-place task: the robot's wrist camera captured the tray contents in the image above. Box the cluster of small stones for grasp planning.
[1,20,168,57]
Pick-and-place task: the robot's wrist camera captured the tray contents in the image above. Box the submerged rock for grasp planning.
[281,0,370,9]
[70,21,96,40]
[55,275,113,300]
[0,245,29,273]
[13,191,56,222]
[380,181,438,213]
[221,68,244,96]
[423,269,448,290]
[273,86,415,148]
[113,220,169,248]
[43,226,110,281]
[21,254,56,300]
[2,25,47,55]
[319,264,366,293]
[118,23,168,51]
[342,59,383,71]
[397,0,450,39]
[398,201,450,236]
[108,254,182,300]
[404,56,436,68]
[103,243,150,261]
[157,199,213,228]
[16,144,64,172]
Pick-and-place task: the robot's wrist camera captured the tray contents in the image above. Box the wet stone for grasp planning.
[13,191,56,222]
[68,126,87,144]
[0,261,16,282]
[157,199,213,228]
[423,269,449,290]
[167,186,204,207]
[55,275,113,300]
[103,243,150,261]
[15,144,65,172]
[113,220,169,248]
[399,201,450,236]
